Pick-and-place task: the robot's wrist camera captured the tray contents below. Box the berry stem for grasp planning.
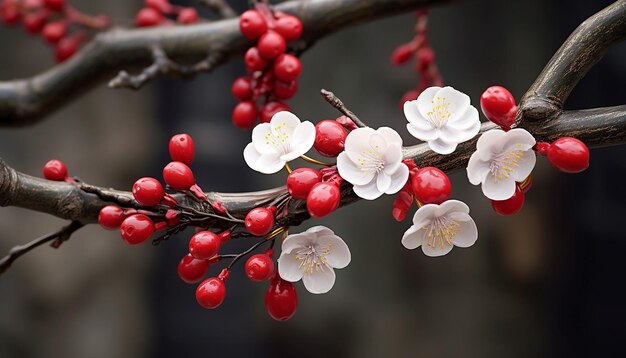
[299,154,335,166]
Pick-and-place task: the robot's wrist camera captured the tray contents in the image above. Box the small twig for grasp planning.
[109,46,225,90]
[199,0,237,18]
[227,236,276,270]
[320,89,367,128]
[0,221,84,275]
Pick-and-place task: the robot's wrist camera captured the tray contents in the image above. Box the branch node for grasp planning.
[320,89,367,128]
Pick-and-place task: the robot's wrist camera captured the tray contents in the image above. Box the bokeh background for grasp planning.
[1,0,626,357]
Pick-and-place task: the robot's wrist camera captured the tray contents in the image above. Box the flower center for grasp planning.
[264,121,295,154]
[489,146,524,183]
[356,148,385,174]
[421,216,460,249]
[294,244,332,275]
[425,96,452,128]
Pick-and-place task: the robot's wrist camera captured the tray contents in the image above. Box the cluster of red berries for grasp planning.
[135,0,199,27]
[0,0,109,62]
[231,4,303,129]
[392,160,452,221]
[480,86,590,215]
[391,10,443,106]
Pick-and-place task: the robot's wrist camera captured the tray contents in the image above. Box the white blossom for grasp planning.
[404,86,481,154]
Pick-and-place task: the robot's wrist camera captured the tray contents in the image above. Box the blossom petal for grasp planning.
[436,86,470,121]
[270,111,300,137]
[369,133,389,154]
[317,234,351,269]
[344,127,376,163]
[510,149,536,181]
[307,225,335,237]
[385,163,409,194]
[376,172,391,192]
[401,225,423,250]
[277,252,305,282]
[353,178,383,200]
[377,127,403,148]
[437,199,470,217]
[482,175,516,200]
[404,101,433,132]
[337,152,375,186]
[451,220,478,248]
[281,121,316,161]
[407,123,438,142]
[243,143,262,172]
[302,267,336,294]
[503,128,536,148]
[415,86,442,119]
[467,152,490,185]
[281,232,312,254]
[427,137,458,155]
[421,240,454,257]
[475,129,507,159]
[447,104,479,130]
[251,123,276,154]
[412,204,437,226]
[382,145,403,174]
[255,153,285,174]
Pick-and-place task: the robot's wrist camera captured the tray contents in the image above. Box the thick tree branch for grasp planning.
[0,0,451,127]
[519,0,626,121]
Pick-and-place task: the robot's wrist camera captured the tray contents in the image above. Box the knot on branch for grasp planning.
[518,95,562,123]
[55,189,86,221]
[0,159,18,207]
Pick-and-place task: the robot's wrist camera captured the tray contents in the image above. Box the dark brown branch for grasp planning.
[0,0,451,127]
[0,221,84,275]
[320,89,366,128]
[199,0,237,18]
[518,0,626,121]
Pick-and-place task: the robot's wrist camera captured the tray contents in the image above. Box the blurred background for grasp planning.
[1,0,626,357]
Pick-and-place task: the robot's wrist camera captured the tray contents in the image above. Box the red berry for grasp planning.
[257,31,286,60]
[244,47,268,72]
[43,159,68,181]
[136,7,163,27]
[411,167,451,205]
[265,276,298,321]
[168,133,195,165]
[518,175,533,193]
[274,15,303,41]
[314,120,347,157]
[491,186,525,216]
[178,254,210,284]
[55,35,82,62]
[245,208,275,236]
[177,7,198,24]
[43,0,65,11]
[163,161,195,190]
[23,11,48,33]
[231,77,253,100]
[239,10,267,40]
[145,0,171,13]
[401,90,420,106]
[546,137,590,173]
[98,205,125,230]
[273,54,302,82]
[273,80,298,100]
[189,231,221,260]
[287,168,322,200]
[391,44,414,65]
[196,277,226,309]
[416,47,435,72]
[260,101,290,123]
[245,254,275,282]
[306,182,341,218]
[120,214,155,245]
[480,86,517,131]
[132,177,165,206]
[1,2,21,25]
[42,21,67,43]
[232,101,258,129]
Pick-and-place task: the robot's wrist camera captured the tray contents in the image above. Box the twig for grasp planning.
[199,0,237,18]
[109,46,225,90]
[320,89,367,128]
[0,221,84,275]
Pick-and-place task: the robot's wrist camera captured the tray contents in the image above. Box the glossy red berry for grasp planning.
[132,177,165,206]
[136,7,163,27]
[98,205,125,230]
[287,168,322,200]
[491,186,525,216]
[245,254,275,282]
[189,231,221,260]
[55,35,82,62]
[273,54,302,82]
[265,276,298,321]
[480,86,517,131]
[273,80,298,100]
[260,101,290,123]
[314,120,347,157]
[257,31,286,60]
[168,133,195,165]
[1,2,21,25]
[546,137,590,173]
[244,47,268,72]
[43,0,65,11]
[245,208,275,236]
[23,12,48,33]
[231,77,253,100]
[411,167,451,205]
[177,7,198,24]
[120,214,155,245]
[274,15,302,41]
[239,10,267,40]
[43,159,68,181]
[178,254,210,284]
[232,101,258,129]
[42,21,67,43]
[196,277,226,309]
[306,182,341,218]
[145,0,171,13]
[163,161,195,190]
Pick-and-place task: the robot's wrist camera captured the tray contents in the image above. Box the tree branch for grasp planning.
[199,0,237,18]
[0,0,451,127]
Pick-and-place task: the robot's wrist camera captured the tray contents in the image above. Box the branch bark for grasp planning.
[0,0,451,127]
